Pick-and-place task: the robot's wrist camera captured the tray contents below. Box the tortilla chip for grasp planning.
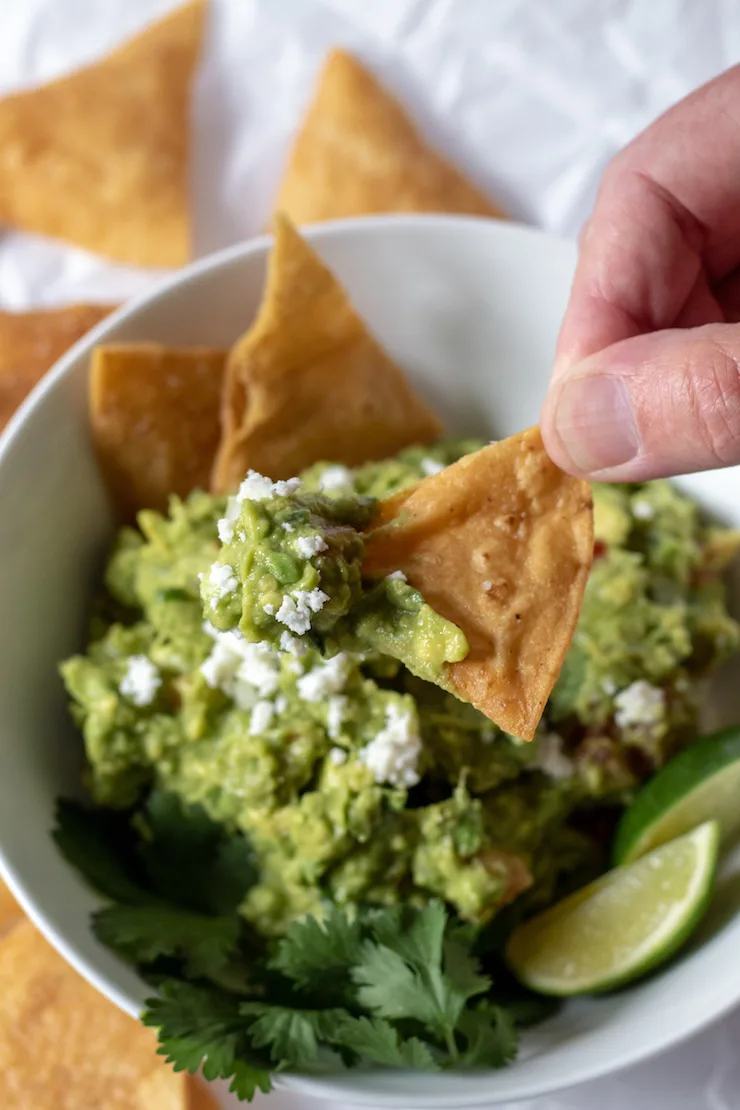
[91,343,227,514]
[0,0,205,266]
[0,877,21,936]
[274,49,507,225]
[187,1077,220,1109]
[211,213,443,493]
[0,920,187,1110]
[363,427,593,741]
[0,304,115,431]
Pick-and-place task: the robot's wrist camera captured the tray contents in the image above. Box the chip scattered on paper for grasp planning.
[91,342,227,514]
[0,304,115,431]
[363,427,594,741]
[274,48,507,225]
[0,920,205,1110]
[0,0,206,267]
[211,213,443,492]
[0,879,20,937]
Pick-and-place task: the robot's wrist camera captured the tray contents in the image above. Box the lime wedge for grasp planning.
[614,726,740,865]
[506,821,719,996]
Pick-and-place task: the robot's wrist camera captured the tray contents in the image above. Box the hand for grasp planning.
[541,65,740,481]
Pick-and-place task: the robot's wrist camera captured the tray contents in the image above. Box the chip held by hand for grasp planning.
[363,427,594,741]
[0,0,205,267]
[275,48,507,225]
[91,343,226,515]
[211,213,443,493]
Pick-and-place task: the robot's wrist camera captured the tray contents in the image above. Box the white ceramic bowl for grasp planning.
[2,216,740,1109]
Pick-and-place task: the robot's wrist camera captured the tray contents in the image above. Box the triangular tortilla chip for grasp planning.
[0,304,115,431]
[0,0,205,266]
[274,49,507,225]
[0,878,21,936]
[187,1077,220,1109]
[0,920,188,1110]
[363,428,593,741]
[91,342,227,514]
[211,214,443,493]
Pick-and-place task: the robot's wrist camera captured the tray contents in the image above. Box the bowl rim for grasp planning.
[0,213,737,1107]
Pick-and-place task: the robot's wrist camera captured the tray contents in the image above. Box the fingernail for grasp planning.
[554,375,640,474]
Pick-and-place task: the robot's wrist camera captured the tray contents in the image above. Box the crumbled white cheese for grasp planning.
[205,561,237,599]
[319,464,352,492]
[238,470,301,502]
[533,732,574,781]
[275,596,311,635]
[275,694,288,714]
[614,680,665,730]
[326,695,347,739]
[263,603,275,616]
[200,630,280,707]
[279,631,308,656]
[298,655,348,702]
[217,498,241,544]
[299,588,330,613]
[386,570,407,582]
[120,655,161,707]
[601,677,617,696]
[295,534,328,558]
[482,579,493,591]
[329,746,348,766]
[359,703,422,788]
[282,522,295,533]
[216,471,302,542]
[275,588,329,635]
[632,499,655,521]
[420,457,445,476]
[249,700,275,735]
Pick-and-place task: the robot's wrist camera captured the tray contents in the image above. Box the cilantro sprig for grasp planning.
[54,791,548,1099]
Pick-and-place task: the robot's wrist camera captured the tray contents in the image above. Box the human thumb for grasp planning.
[541,324,740,481]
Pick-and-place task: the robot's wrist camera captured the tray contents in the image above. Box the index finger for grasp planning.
[555,64,740,372]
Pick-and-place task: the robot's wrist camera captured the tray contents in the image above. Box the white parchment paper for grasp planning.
[2,1,739,1106]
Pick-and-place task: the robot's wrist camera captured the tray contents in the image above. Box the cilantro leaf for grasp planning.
[53,799,149,905]
[368,900,445,973]
[331,1016,439,1071]
[352,902,491,1057]
[139,791,257,916]
[269,905,364,1000]
[443,930,491,1001]
[241,1002,348,1070]
[456,1004,518,1068]
[144,981,272,1100]
[94,904,241,979]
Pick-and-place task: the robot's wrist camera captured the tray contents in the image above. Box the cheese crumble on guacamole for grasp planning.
[61,438,740,937]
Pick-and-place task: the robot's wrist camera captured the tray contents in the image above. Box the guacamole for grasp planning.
[61,438,740,937]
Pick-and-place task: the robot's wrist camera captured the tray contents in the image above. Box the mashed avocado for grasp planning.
[61,438,740,937]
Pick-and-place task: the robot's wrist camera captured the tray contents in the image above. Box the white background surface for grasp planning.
[2,1,740,1106]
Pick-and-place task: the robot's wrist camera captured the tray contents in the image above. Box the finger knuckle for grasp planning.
[687,340,740,464]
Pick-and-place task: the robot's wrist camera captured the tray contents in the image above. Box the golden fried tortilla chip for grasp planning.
[187,1077,220,1109]
[0,877,21,936]
[211,213,443,493]
[274,49,507,225]
[363,427,593,741]
[0,303,115,431]
[0,0,205,266]
[91,342,227,514]
[0,920,188,1110]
